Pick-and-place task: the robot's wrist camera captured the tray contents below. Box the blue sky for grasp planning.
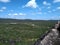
[0,0,60,20]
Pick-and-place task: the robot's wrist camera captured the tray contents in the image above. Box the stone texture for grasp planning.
[34,22,60,45]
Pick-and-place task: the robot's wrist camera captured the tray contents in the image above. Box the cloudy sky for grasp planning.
[0,0,60,20]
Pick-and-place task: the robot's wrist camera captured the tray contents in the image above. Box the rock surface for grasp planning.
[34,22,60,45]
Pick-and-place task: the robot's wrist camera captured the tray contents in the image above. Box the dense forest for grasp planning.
[0,18,58,45]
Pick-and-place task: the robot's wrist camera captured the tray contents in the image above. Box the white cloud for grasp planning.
[57,7,60,9]
[43,1,47,5]
[10,10,14,12]
[54,0,60,3]
[13,13,18,16]
[0,9,3,12]
[19,13,26,16]
[23,0,38,8]
[43,1,51,5]
[0,0,10,3]
[8,13,26,16]
[0,7,7,12]
[47,7,51,9]
[31,12,42,15]
[8,13,11,16]
[52,9,56,11]
[51,16,60,20]
[2,7,6,10]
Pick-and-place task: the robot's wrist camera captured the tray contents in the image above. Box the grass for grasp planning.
[0,21,57,45]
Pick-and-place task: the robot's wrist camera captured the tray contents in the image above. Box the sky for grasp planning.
[0,0,60,20]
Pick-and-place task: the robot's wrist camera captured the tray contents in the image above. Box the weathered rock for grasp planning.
[34,22,60,45]
[53,38,60,45]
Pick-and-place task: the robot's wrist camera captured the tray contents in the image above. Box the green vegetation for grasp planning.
[0,19,58,45]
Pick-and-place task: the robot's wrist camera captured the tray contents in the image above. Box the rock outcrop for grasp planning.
[34,21,60,45]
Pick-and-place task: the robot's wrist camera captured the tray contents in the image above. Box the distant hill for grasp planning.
[0,18,58,24]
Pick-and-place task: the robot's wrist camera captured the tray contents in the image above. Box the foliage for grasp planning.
[0,19,57,45]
